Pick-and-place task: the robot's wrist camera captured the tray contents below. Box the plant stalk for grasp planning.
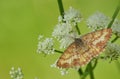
[111,36,119,43]
[54,49,63,53]
[75,24,81,35]
[88,62,94,79]
[78,68,83,75]
[57,0,64,18]
[107,1,120,28]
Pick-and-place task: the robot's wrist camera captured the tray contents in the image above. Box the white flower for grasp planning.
[87,12,110,30]
[52,22,77,48]
[52,23,72,40]
[51,60,68,75]
[104,43,120,61]
[59,36,74,49]
[60,69,68,75]
[50,60,58,68]
[112,19,120,37]
[52,7,82,49]
[37,36,54,54]
[50,59,69,75]
[9,67,23,79]
[63,7,82,25]
[58,16,63,22]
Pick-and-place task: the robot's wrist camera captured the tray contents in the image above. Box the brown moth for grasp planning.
[57,28,112,68]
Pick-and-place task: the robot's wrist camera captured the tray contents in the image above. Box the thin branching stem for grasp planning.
[92,59,98,70]
[78,68,83,75]
[57,0,64,18]
[75,24,81,35]
[81,73,89,79]
[107,1,120,28]
[54,49,63,53]
[82,62,95,79]
[88,62,95,79]
[56,0,64,54]
[111,36,119,43]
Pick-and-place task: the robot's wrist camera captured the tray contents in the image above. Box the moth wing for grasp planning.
[76,28,112,67]
[57,28,112,68]
[56,40,90,68]
[81,28,112,57]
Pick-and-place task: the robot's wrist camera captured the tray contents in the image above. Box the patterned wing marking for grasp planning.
[56,40,88,68]
[81,28,112,54]
[56,42,77,68]
[77,28,112,66]
[57,28,112,68]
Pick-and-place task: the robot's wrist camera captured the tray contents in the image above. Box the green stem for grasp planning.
[88,62,94,79]
[57,0,64,18]
[54,49,63,53]
[107,1,120,28]
[75,24,81,35]
[92,59,98,70]
[81,72,89,79]
[111,36,119,43]
[81,62,95,79]
[78,68,83,75]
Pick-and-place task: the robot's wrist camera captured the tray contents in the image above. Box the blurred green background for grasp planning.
[0,0,120,79]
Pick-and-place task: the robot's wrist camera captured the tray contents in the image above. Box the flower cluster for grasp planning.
[63,7,82,25]
[86,11,120,37]
[60,69,68,75]
[52,23,75,48]
[37,35,54,54]
[112,19,120,37]
[104,43,120,61]
[86,12,110,30]
[9,67,23,79]
[52,7,82,49]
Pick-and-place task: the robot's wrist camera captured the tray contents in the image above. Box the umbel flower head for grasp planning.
[37,35,54,54]
[63,7,82,25]
[86,11,120,38]
[9,67,23,79]
[86,12,110,30]
[52,22,76,49]
[112,19,120,37]
[104,42,120,61]
[52,7,82,49]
